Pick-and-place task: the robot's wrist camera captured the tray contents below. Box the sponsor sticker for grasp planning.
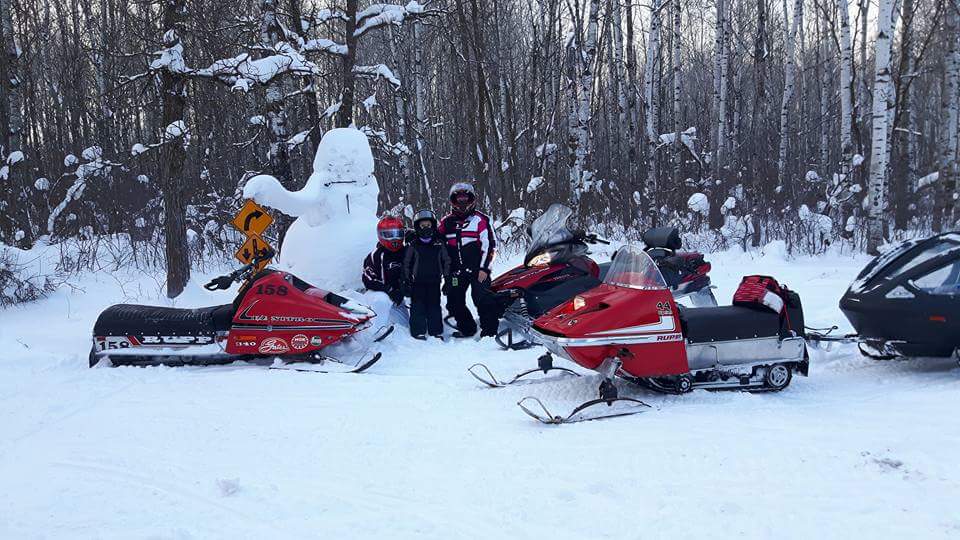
[310,336,323,346]
[258,337,290,354]
[291,334,309,350]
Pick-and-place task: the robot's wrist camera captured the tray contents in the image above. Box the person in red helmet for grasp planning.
[439,181,500,338]
[362,215,407,304]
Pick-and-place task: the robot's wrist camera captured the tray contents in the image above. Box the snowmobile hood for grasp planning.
[530,246,688,376]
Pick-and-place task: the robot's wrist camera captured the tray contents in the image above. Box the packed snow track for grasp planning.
[1,247,958,539]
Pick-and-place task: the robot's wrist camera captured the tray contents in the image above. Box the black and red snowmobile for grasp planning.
[640,226,717,307]
[471,246,808,424]
[489,204,715,350]
[89,248,392,372]
[489,204,609,349]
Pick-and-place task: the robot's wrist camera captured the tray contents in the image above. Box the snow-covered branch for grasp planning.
[353,64,401,89]
[354,1,432,37]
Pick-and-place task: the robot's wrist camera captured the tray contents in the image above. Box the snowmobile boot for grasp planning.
[452,331,475,339]
[413,334,427,341]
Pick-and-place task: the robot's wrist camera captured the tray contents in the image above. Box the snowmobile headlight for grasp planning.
[572,295,586,311]
[529,252,553,266]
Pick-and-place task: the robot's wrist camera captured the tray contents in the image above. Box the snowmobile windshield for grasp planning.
[603,246,668,290]
[851,233,960,293]
[525,204,578,265]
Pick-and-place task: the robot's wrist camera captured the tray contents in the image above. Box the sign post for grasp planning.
[230,200,275,270]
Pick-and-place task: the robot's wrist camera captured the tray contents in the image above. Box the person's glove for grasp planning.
[388,287,404,304]
[442,281,452,296]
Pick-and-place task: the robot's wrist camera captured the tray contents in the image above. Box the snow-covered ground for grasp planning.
[1,244,959,539]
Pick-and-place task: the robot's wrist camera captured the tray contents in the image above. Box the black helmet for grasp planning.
[449,181,476,216]
[413,209,438,239]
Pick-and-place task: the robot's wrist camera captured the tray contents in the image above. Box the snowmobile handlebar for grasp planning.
[575,231,610,245]
[203,247,276,291]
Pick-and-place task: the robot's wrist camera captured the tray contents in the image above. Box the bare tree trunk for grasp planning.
[671,0,682,184]
[934,0,960,232]
[0,0,21,156]
[610,0,627,163]
[625,0,639,220]
[838,0,854,175]
[158,1,190,298]
[814,5,829,174]
[644,0,662,225]
[288,0,320,153]
[260,0,292,186]
[776,0,802,194]
[892,0,914,230]
[712,0,729,183]
[866,0,897,253]
[412,20,432,207]
[750,0,768,246]
[568,0,600,209]
[336,0,359,128]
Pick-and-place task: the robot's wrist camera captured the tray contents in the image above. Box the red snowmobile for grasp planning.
[489,204,715,350]
[472,246,808,424]
[89,249,392,371]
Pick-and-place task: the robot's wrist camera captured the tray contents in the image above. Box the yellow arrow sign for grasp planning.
[231,200,274,237]
[234,234,274,271]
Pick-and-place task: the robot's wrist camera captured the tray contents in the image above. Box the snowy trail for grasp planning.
[1,247,959,539]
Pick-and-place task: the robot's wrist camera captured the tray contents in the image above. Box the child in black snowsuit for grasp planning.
[403,209,451,340]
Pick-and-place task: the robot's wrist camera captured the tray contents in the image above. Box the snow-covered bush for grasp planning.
[0,244,57,307]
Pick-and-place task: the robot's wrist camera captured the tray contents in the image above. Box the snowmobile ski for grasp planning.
[467,361,581,388]
[516,396,652,425]
[268,352,383,374]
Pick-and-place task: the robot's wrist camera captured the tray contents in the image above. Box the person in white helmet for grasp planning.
[438,181,499,338]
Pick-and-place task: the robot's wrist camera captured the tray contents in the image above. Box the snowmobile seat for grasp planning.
[679,304,802,344]
[93,304,235,337]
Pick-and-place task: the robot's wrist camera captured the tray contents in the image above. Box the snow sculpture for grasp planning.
[243,128,379,291]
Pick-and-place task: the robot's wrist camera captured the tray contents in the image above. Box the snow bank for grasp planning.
[244,128,378,292]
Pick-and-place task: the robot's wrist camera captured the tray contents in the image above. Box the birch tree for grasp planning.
[776,0,803,193]
[934,0,960,231]
[568,0,600,209]
[838,0,854,177]
[644,0,662,224]
[260,0,293,186]
[866,0,898,253]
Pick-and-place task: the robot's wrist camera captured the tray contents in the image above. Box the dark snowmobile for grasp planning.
[90,248,392,371]
[489,204,609,350]
[472,246,809,424]
[837,232,960,360]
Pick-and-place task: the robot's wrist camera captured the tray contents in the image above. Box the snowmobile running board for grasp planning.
[269,352,383,374]
[269,324,394,373]
[468,362,581,388]
[517,396,652,425]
